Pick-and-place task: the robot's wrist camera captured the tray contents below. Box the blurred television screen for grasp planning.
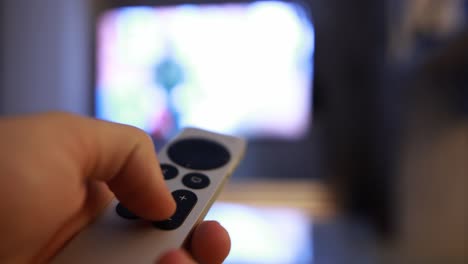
[95,1,314,140]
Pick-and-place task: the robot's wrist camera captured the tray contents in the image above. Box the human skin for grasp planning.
[0,112,230,264]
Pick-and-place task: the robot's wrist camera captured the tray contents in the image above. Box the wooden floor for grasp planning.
[218,180,336,220]
[212,180,381,264]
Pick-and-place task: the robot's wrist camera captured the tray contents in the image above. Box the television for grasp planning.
[94,0,316,179]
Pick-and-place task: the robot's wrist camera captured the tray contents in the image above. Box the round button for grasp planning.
[167,138,230,170]
[116,203,139,220]
[182,173,210,189]
[160,164,178,180]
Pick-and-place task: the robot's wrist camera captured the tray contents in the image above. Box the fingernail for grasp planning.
[205,220,221,226]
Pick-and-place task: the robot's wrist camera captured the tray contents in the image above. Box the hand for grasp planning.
[0,112,230,264]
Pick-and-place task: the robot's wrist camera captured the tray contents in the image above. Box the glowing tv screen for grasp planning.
[95,1,314,139]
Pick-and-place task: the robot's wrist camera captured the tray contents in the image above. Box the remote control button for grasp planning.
[167,138,230,170]
[116,203,139,220]
[182,173,210,189]
[153,190,197,230]
[160,164,178,180]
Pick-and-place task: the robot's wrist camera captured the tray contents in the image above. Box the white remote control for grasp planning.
[51,127,246,263]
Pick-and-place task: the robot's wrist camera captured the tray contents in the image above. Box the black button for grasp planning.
[153,189,197,230]
[116,203,139,220]
[161,164,178,180]
[182,173,210,189]
[167,138,230,170]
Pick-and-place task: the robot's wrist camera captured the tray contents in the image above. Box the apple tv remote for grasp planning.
[51,127,247,263]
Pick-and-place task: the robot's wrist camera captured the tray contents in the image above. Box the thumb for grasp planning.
[156,250,197,264]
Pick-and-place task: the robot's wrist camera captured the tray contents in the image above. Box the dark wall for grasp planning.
[308,0,394,236]
[0,0,92,116]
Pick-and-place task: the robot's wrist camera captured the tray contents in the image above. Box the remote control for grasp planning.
[51,127,246,263]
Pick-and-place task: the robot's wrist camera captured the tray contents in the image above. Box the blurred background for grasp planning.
[1,0,467,263]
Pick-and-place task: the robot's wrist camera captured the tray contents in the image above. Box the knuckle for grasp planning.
[123,124,153,145]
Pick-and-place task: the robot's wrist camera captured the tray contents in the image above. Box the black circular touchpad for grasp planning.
[167,138,230,170]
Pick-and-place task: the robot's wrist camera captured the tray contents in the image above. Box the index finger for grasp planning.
[71,114,176,220]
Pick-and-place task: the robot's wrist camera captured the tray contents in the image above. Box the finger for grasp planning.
[57,112,176,220]
[189,221,231,264]
[156,250,197,264]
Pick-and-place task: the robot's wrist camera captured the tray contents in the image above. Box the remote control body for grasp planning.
[51,128,246,263]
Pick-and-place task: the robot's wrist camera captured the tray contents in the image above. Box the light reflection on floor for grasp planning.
[205,202,314,264]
